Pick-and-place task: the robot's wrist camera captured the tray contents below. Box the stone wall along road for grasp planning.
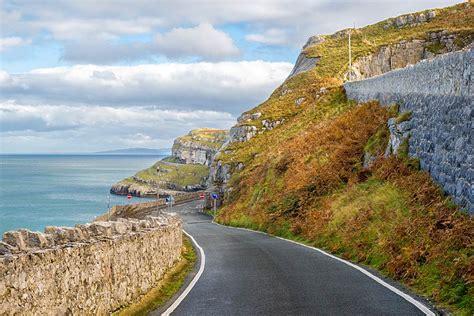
[0,213,182,315]
[344,48,473,213]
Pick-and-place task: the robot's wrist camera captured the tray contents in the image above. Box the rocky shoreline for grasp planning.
[110,173,206,198]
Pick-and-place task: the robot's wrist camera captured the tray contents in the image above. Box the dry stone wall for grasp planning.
[344,48,473,213]
[0,214,182,315]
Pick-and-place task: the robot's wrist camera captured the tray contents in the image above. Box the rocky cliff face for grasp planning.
[287,36,324,78]
[172,128,228,166]
[347,30,472,81]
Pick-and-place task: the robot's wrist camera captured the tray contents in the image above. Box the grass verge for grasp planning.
[113,234,197,315]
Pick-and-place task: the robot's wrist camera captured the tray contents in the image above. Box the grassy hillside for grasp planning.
[118,160,209,192]
[214,3,473,314]
[136,161,209,187]
[222,3,473,130]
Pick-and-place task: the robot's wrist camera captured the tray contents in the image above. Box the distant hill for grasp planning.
[95,148,170,155]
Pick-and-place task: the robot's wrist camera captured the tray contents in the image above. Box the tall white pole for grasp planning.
[348,28,352,81]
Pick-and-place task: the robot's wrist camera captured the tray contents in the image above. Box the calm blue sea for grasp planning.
[0,155,162,235]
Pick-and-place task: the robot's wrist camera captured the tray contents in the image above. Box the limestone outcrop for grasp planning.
[385,10,436,29]
[287,36,324,78]
[110,178,154,197]
[172,128,228,166]
[347,31,472,81]
[0,214,182,314]
[229,125,257,143]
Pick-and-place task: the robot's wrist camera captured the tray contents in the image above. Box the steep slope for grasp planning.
[211,3,473,314]
[111,128,227,197]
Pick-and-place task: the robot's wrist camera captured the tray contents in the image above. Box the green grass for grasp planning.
[225,214,260,230]
[173,128,228,150]
[426,41,446,54]
[114,235,197,315]
[395,111,412,124]
[114,160,209,193]
[218,87,355,165]
[135,161,209,187]
[364,126,389,155]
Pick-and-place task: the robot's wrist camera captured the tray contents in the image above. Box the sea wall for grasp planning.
[0,214,182,315]
[344,48,473,213]
[96,191,200,221]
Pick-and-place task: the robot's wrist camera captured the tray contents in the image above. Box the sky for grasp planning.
[0,0,459,153]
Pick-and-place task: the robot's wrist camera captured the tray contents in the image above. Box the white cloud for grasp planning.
[0,100,236,152]
[1,61,293,114]
[245,29,290,46]
[60,23,239,63]
[2,0,457,47]
[61,39,148,64]
[0,61,292,152]
[0,100,235,132]
[154,23,239,60]
[0,36,30,51]
[39,18,162,40]
[0,59,292,152]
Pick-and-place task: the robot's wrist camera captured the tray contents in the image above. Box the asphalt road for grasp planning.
[162,200,434,316]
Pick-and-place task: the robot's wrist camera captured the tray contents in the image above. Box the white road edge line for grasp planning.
[162,230,206,316]
[213,221,435,316]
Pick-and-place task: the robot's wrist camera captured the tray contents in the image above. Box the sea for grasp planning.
[0,154,163,235]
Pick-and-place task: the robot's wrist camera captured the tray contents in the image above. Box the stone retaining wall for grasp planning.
[0,214,182,314]
[344,48,473,213]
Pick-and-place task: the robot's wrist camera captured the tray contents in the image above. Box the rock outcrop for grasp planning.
[172,128,228,166]
[0,214,182,314]
[347,31,472,81]
[110,178,154,197]
[287,36,324,78]
[385,10,436,29]
[229,125,257,143]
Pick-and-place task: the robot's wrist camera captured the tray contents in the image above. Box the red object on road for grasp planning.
[127,193,132,199]
[199,193,205,199]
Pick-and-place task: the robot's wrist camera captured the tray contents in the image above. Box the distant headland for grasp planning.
[95,147,170,155]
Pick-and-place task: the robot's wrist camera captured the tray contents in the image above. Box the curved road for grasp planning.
[159,200,435,316]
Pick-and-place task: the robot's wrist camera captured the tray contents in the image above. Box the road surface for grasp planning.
[159,200,435,316]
